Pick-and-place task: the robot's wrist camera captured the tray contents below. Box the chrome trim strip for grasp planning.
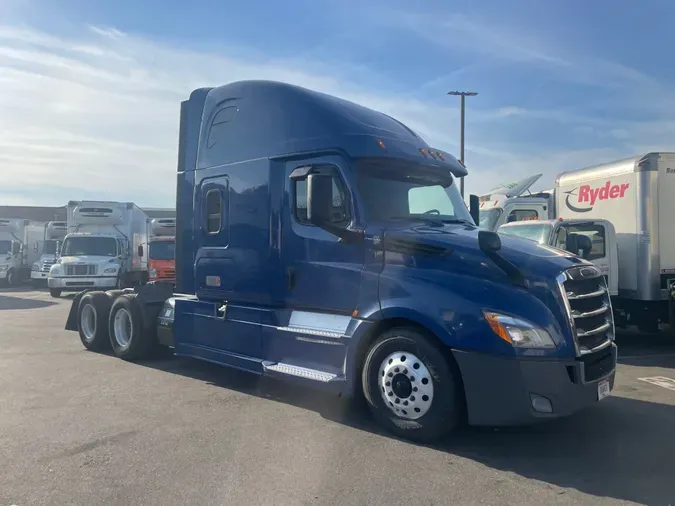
[577,321,611,338]
[580,338,613,355]
[571,304,610,318]
[566,287,606,300]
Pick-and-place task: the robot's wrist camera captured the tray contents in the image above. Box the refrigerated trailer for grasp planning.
[31,221,67,284]
[0,219,43,286]
[48,201,150,297]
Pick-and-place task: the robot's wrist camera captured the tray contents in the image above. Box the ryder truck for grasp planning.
[63,80,616,442]
[31,221,68,284]
[488,153,675,333]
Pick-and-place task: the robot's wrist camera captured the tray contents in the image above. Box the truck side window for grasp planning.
[205,189,222,234]
[507,209,538,223]
[564,224,606,260]
[294,168,350,226]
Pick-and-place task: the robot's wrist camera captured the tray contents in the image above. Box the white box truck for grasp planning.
[48,201,150,297]
[30,221,67,285]
[492,152,675,333]
[0,219,44,286]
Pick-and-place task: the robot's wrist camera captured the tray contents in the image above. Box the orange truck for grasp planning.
[148,218,175,284]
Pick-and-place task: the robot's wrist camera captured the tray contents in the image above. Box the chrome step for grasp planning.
[262,362,338,382]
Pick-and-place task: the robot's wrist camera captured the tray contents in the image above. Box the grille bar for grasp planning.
[65,264,98,276]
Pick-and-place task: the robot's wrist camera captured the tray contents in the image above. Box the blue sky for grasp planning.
[1,0,674,207]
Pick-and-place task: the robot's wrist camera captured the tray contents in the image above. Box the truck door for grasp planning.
[281,158,364,315]
[553,222,613,288]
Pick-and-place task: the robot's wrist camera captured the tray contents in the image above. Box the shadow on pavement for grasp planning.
[616,329,675,369]
[130,353,675,505]
[0,294,57,310]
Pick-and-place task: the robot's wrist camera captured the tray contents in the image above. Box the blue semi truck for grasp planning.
[64,80,617,442]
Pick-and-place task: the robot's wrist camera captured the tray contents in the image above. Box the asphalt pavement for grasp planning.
[1,287,675,505]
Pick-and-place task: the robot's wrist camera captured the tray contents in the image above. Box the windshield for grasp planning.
[355,162,473,224]
[0,240,10,255]
[43,240,58,255]
[498,224,553,245]
[61,236,117,257]
[479,208,503,230]
[149,240,175,261]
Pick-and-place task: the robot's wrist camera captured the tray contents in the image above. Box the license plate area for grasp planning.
[598,378,611,401]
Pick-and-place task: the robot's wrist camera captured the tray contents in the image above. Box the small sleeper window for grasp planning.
[206,189,222,234]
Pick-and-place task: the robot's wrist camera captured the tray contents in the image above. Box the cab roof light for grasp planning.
[419,148,427,158]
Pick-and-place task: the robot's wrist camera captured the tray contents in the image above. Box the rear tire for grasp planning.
[77,291,113,351]
[49,288,62,298]
[362,327,462,443]
[108,294,154,360]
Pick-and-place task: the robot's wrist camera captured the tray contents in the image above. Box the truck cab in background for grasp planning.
[48,201,150,297]
[148,218,176,284]
[31,221,67,285]
[0,219,44,286]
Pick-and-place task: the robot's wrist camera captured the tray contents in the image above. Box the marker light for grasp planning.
[437,152,445,161]
[377,140,385,149]
[419,148,427,157]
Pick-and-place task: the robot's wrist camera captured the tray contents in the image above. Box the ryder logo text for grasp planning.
[564,181,629,212]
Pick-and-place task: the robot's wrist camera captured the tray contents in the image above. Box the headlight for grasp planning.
[32,263,40,271]
[149,268,157,278]
[50,265,62,275]
[484,311,556,349]
[103,267,118,274]
[0,265,7,272]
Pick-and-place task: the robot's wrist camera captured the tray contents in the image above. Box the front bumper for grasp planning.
[0,270,7,280]
[48,276,118,290]
[31,271,48,280]
[454,344,617,426]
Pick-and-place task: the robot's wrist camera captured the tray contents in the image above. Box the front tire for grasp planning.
[49,288,62,298]
[77,291,113,351]
[362,327,462,443]
[108,294,154,360]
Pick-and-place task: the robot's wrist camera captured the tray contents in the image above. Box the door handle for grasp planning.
[286,267,295,289]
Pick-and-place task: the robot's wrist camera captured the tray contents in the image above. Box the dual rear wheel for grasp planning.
[77,291,155,360]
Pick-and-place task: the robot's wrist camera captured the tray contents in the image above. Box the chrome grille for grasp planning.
[558,265,614,355]
[41,260,55,273]
[65,264,97,276]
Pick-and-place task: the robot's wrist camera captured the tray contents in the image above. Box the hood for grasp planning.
[59,256,121,266]
[382,222,586,283]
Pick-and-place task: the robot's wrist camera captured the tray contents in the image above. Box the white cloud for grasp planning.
[0,23,673,208]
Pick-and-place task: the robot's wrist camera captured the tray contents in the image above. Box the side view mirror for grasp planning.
[469,194,480,226]
[11,241,21,255]
[566,233,592,259]
[34,241,39,253]
[55,241,61,257]
[478,230,502,253]
[306,173,354,241]
[138,245,144,257]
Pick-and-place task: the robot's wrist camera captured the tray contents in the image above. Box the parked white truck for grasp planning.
[31,221,67,285]
[0,219,44,286]
[492,152,675,333]
[48,201,150,298]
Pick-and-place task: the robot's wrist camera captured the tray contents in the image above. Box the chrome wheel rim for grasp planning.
[113,308,133,347]
[379,351,434,420]
[81,304,97,342]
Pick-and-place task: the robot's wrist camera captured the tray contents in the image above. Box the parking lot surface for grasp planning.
[1,287,675,505]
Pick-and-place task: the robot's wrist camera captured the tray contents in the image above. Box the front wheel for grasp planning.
[362,327,463,443]
[49,288,62,298]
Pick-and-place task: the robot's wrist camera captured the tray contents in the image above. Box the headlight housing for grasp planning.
[103,267,118,274]
[0,265,7,272]
[32,263,40,271]
[484,311,556,349]
[149,268,157,278]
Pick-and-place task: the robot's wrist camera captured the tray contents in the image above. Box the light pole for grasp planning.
[447,90,477,198]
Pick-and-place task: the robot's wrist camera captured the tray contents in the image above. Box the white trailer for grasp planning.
[30,221,67,284]
[0,219,44,286]
[48,201,150,297]
[493,152,675,333]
